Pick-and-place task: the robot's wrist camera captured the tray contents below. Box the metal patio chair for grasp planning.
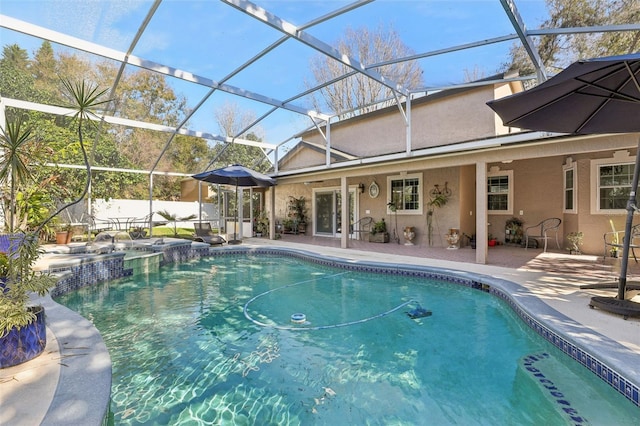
[524,218,561,252]
[350,216,373,240]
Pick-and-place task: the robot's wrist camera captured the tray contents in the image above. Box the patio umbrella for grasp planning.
[487,53,640,313]
[192,164,276,244]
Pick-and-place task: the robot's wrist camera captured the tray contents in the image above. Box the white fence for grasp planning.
[90,199,219,228]
[55,199,220,230]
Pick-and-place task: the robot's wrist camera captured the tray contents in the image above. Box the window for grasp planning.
[591,152,639,214]
[563,164,576,213]
[487,170,513,214]
[387,173,422,214]
[598,163,635,210]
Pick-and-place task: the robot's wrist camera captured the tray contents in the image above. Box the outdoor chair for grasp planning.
[350,216,373,240]
[193,222,226,246]
[603,223,640,264]
[89,215,116,235]
[524,218,561,252]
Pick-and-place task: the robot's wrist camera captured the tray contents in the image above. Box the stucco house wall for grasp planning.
[299,86,501,160]
[411,86,498,148]
[270,80,638,258]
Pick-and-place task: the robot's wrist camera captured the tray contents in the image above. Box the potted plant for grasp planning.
[505,216,524,244]
[0,234,56,368]
[55,223,73,244]
[566,231,584,255]
[488,234,498,247]
[369,218,389,243]
[0,79,110,368]
[287,196,308,234]
[255,211,269,237]
[282,218,294,234]
[426,191,449,246]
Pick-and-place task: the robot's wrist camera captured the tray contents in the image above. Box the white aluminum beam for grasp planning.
[529,23,640,36]
[222,0,408,96]
[0,15,326,120]
[2,97,276,149]
[499,0,548,82]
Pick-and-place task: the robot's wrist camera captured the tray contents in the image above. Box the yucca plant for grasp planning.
[0,118,33,233]
[0,79,110,339]
[157,210,197,237]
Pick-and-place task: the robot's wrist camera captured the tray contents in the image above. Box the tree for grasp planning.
[306,24,423,117]
[32,41,59,103]
[0,44,37,102]
[208,101,270,173]
[504,0,639,76]
[1,41,223,202]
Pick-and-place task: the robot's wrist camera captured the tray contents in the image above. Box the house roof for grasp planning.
[278,139,359,168]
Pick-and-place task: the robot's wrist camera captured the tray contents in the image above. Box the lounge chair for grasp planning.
[193,222,226,246]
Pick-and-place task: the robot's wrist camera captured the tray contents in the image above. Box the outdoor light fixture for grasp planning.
[358,183,365,193]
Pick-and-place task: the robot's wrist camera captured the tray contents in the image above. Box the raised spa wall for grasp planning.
[49,241,210,298]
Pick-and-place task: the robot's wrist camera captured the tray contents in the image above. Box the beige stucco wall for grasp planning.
[568,148,637,255]
[279,146,327,171]
[181,180,211,202]
[493,81,521,135]
[297,85,503,162]
[272,136,639,256]
[459,165,476,239]
[486,158,565,246]
[411,87,498,149]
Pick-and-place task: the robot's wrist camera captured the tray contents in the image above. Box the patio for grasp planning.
[274,233,640,286]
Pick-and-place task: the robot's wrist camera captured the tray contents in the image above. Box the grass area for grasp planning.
[150,226,196,238]
[150,226,222,239]
[62,225,225,242]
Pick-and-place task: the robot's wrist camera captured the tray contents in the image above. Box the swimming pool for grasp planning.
[57,252,639,424]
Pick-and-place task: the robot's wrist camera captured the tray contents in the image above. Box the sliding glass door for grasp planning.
[313,188,355,236]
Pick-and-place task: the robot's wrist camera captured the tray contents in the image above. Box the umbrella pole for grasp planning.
[618,138,640,300]
[228,182,241,245]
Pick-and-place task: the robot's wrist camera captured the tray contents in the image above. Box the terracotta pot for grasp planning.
[56,231,69,244]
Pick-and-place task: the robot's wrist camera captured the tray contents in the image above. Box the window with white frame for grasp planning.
[563,162,577,213]
[387,173,422,214]
[595,161,636,212]
[487,169,513,214]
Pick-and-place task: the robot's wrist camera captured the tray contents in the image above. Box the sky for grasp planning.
[0,0,551,147]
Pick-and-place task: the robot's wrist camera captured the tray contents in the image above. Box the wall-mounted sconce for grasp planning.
[358,183,365,194]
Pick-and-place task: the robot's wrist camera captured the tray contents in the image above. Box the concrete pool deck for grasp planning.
[1,237,639,424]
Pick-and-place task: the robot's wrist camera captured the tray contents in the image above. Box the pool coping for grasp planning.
[4,242,638,425]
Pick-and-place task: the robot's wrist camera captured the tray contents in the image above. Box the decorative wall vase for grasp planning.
[0,306,46,369]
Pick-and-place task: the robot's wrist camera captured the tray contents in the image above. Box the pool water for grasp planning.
[56,255,638,425]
